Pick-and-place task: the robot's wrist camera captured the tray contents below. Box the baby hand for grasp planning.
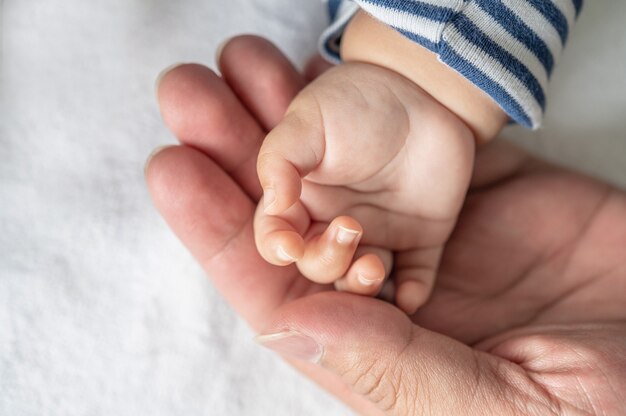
[254,62,475,314]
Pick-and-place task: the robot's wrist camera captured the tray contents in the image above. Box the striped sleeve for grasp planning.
[319,0,583,129]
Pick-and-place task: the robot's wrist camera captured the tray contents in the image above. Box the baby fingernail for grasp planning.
[263,188,276,213]
[336,226,360,245]
[357,273,381,286]
[276,246,296,263]
[255,330,323,364]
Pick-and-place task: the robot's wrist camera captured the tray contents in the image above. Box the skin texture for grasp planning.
[254,62,475,314]
[146,36,626,415]
[253,10,508,314]
[341,11,508,143]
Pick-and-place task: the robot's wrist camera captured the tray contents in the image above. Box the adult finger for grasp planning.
[145,145,317,329]
[157,63,264,198]
[218,35,305,131]
[304,53,335,81]
[256,292,558,415]
[470,140,530,189]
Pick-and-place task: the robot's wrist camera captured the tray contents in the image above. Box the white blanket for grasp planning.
[1,1,624,414]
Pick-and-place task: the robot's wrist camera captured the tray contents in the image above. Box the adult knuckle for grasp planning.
[343,337,419,414]
[349,358,405,412]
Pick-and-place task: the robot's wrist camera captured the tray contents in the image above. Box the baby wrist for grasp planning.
[340,11,508,144]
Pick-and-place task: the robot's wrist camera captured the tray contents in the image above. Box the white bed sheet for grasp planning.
[1,1,624,415]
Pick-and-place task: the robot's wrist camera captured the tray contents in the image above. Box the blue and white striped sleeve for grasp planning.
[320,0,583,129]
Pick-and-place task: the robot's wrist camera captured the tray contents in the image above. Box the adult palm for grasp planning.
[146,36,626,415]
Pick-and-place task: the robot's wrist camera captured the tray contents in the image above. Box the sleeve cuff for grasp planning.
[320,0,583,129]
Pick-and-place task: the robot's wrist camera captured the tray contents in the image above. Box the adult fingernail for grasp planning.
[144,145,175,176]
[155,62,186,92]
[336,226,360,245]
[215,37,231,66]
[263,188,276,213]
[255,330,323,364]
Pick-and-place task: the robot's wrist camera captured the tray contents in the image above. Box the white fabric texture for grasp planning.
[0,1,625,415]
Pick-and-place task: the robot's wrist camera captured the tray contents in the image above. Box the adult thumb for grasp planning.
[255,292,544,415]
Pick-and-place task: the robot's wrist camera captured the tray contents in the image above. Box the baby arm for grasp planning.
[254,0,580,313]
[252,11,505,314]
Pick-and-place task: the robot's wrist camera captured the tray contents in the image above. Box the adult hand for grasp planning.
[145,36,626,415]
